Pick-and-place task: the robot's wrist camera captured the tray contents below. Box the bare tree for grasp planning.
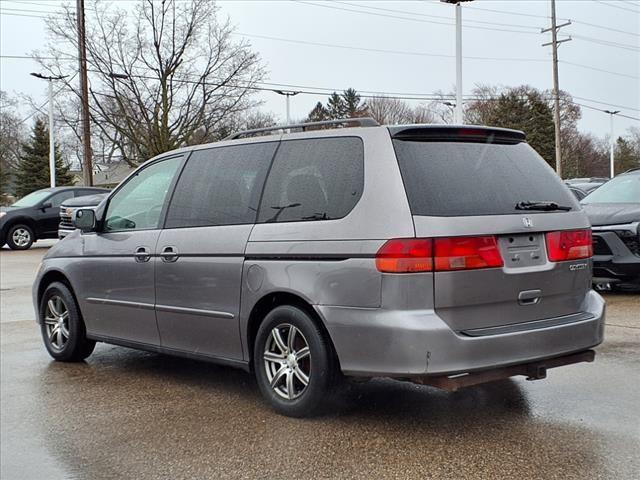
[367,96,436,125]
[39,0,265,165]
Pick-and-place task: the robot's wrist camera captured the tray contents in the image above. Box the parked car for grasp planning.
[33,119,605,417]
[568,185,588,200]
[0,186,110,250]
[59,193,109,238]
[581,169,640,290]
[565,178,608,196]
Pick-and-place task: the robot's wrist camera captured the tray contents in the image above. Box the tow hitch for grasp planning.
[411,350,595,392]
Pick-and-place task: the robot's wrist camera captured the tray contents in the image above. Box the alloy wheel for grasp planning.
[44,295,70,351]
[263,323,311,400]
[12,228,31,247]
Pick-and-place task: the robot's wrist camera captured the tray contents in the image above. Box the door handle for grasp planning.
[134,246,151,263]
[160,246,179,263]
[518,289,542,306]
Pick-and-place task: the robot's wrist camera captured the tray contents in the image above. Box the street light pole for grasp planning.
[604,110,620,178]
[455,2,463,124]
[441,0,473,125]
[274,90,300,124]
[30,72,67,188]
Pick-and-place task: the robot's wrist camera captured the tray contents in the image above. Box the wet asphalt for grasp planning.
[1,246,639,479]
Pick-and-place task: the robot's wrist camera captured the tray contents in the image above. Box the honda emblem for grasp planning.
[522,217,533,228]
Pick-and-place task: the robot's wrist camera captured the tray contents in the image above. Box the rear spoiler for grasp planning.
[389,125,526,145]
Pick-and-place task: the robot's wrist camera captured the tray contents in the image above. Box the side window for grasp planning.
[257,137,364,223]
[48,191,74,208]
[104,156,182,232]
[165,143,277,229]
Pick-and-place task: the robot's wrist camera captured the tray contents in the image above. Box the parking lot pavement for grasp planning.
[0,240,56,323]
[1,247,639,480]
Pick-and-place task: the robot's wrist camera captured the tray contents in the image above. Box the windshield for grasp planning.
[11,190,52,207]
[392,140,578,216]
[581,174,640,204]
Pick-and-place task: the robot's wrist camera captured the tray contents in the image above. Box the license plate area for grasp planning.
[499,233,546,268]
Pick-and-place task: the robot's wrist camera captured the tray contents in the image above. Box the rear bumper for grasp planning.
[318,289,605,377]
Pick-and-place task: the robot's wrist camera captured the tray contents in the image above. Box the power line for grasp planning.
[570,19,640,38]
[236,32,550,63]
[18,71,79,125]
[560,61,639,80]
[294,1,542,35]
[593,0,640,14]
[333,1,542,31]
[571,34,640,52]
[573,96,640,113]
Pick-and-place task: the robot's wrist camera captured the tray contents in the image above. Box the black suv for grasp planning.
[0,187,110,250]
[581,169,640,289]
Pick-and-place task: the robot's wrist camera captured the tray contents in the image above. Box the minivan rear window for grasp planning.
[392,140,578,217]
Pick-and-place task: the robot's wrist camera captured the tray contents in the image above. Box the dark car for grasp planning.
[58,193,109,238]
[581,169,640,290]
[0,187,110,250]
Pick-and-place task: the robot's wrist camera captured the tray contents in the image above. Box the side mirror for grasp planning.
[41,202,52,210]
[73,209,96,232]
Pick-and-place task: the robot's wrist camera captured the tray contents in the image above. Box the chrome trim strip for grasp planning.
[85,297,155,310]
[591,221,639,233]
[155,304,235,319]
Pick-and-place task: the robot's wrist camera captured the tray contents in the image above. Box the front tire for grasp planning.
[254,305,336,417]
[7,224,34,250]
[39,282,95,362]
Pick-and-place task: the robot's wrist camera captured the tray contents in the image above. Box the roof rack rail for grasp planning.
[224,117,379,140]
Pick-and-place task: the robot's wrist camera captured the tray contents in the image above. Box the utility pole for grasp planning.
[30,73,67,188]
[604,110,620,178]
[441,0,473,124]
[77,0,93,186]
[542,0,571,178]
[274,90,300,124]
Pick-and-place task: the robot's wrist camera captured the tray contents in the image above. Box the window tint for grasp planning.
[104,156,182,231]
[48,191,74,208]
[257,137,364,223]
[393,140,578,217]
[165,143,277,228]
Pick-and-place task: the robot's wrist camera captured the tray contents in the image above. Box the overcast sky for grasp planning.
[1,0,639,139]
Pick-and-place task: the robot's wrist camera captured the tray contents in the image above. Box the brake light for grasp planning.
[434,236,504,271]
[375,238,433,273]
[546,229,593,262]
[376,236,503,273]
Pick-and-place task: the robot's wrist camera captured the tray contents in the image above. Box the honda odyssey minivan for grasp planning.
[33,119,605,417]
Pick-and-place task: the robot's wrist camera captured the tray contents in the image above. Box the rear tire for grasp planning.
[39,282,95,362]
[254,305,336,417]
[6,224,34,250]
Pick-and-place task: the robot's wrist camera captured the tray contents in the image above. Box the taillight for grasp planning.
[546,229,593,262]
[376,236,503,273]
[434,236,504,271]
[375,238,433,273]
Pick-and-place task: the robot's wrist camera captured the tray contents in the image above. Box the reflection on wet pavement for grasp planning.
[1,293,639,479]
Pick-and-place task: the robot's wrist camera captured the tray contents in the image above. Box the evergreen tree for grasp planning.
[614,137,640,175]
[308,102,330,122]
[342,88,367,118]
[326,92,347,119]
[466,86,556,169]
[14,119,74,197]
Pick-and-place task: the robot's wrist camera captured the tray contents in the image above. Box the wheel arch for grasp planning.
[5,216,38,236]
[245,291,340,372]
[36,270,80,323]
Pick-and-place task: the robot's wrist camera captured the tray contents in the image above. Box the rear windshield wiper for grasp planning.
[515,201,572,212]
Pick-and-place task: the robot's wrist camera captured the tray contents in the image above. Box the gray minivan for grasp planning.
[33,119,605,417]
